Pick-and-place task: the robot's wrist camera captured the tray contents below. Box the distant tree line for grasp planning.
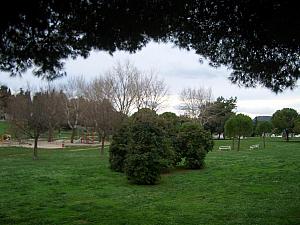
[224,108,300,149]
[2,62,300,162]
[5,61,168,159]
[179,86,300,149]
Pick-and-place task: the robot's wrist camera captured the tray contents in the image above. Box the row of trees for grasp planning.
[4,62,300,159]
[223,108,300,151]
[252,108,300,144]
[179,86,300,149]
[6,61,168,159]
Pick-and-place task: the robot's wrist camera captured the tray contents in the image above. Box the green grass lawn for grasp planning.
[0,138,299,225]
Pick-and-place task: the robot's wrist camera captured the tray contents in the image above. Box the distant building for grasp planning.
[253,116,272,123]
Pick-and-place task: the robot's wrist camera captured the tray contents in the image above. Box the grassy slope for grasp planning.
[0,138,299,225]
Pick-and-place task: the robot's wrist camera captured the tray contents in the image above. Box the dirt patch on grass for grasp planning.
[0,139,109,149]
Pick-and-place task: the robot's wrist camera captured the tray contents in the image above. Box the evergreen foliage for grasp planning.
[225,114,253,151]
[109,121,131,172]
[176,122,213,169]
[272,108,299,141]
[109,109,214,184]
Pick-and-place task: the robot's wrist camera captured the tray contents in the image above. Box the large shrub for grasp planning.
[159,112,181,166]
[124,122,164,184]
[109,121,130,172]
[176,122,213,169]
[124,109,171,184]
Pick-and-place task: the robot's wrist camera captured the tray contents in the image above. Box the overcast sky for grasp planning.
[1,41,299,118]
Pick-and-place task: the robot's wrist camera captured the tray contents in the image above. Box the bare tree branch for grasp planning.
[180,86,213,121]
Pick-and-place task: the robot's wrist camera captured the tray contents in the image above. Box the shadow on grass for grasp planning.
[162,165,204,177]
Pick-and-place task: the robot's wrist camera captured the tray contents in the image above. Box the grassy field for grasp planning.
[0,138,299,225]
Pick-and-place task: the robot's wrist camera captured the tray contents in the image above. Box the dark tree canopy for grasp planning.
[203,96,237,136]
[1,0,299,92]
[272,108,299,141]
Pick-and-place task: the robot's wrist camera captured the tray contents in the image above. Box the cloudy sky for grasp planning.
[1,41,299,118]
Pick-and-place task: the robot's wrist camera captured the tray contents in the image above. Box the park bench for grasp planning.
[219,146,231,151]
[249,144,259,150]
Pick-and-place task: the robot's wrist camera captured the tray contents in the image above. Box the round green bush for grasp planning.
[124,109,171,184]
[176,122,214,169]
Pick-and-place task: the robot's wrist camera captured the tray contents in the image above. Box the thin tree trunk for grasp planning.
[101,133,105,155]
[97,130,103,155]
[33,135,39,160]
[70,127,76,143]
[48,125,53,142]
[232,137,235,150]
[237,136,241,151]
[218,133,221,139]
[286,130,289,142]
[263,133,266,148]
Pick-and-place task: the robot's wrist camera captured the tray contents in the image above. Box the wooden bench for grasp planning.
[219,146,231,151]
[249,144,259,150]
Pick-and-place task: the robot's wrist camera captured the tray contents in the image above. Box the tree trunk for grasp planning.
[33,135,39,160]
[70,127,76,143]
[263,133,266,148]
[96,130,104,155]
[48,126,53,142]
[232,137,235,150]
[237,136,241,151]
[286,130,289,142]
[218,133,221,139]
[101,134,105,155]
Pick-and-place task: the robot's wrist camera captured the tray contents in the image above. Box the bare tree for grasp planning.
[94,99,122,155]
[44,86,66,142]
[135,70,168,111]
[91,61,168,115]
[8,90,49,159]
[83,76,114,104]
[61,77,86,143]
[83,78,123,154]
[103,61,139,115]
[180,87,213,122]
